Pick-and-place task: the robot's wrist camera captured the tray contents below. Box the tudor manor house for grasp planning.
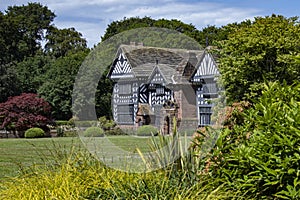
[108,43,220,134]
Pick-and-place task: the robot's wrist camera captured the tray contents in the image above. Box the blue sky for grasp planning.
[1,0,299,47]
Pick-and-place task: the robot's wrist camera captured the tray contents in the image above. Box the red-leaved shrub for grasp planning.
[0,93,52,135]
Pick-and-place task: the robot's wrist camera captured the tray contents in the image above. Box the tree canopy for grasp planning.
[0,3,88,107]
[4,2,55,60]
[101,17,205,46]
[45,27,87,58]
[218,15,300,103]
[38,51,89,120]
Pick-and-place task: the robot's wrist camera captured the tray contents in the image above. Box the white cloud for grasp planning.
[0,0,261,47]
[125,2,259,28]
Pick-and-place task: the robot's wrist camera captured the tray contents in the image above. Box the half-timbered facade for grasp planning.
[108,44,219,133]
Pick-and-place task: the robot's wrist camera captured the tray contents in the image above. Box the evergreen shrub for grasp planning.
[24,127,45,138]
[83,127,104,137]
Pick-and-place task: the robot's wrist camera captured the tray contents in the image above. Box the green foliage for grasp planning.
[98,116,116,130]
[95,70,113,119]
[62,131,77,137]
[38,51,88,120]
[136,125,158,136]
[101,16,155,41]
[0,63,20,102]
[104,128,125,136]
[101,17,204,48]
[16,53,52,93]
[55,120,76,137]
[55,119,75,127]
[83,127,104,137]
[24,127,45,138]
[5,3,56,59]
[198,25,230,47]
[55,120,72,127]
[45,27,88,58]
[55,127,64,137]
[0,3,89,109]
[222,101,252,129]
[195,81,300,199]
[97,116,124,135]
[75,120,98,127]
[218,15,300,103]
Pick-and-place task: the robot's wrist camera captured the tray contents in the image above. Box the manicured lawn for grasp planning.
[0,136,156,179]
[0,137,81,179]
[107,135,156,152]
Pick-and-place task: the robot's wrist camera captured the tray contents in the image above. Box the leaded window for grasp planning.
[119,84,131,94]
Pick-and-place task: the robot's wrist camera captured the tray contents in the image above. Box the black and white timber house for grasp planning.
[108,44,220,133]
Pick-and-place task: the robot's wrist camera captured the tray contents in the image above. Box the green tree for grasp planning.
[0,12,22,102]
[95,67,113,118]
[38,51,88,120]
[197,24,245,47]
[101,17,155,41]
[218,15,300,103]
[5,2,55,58]
[45,27,87,58]
[0,3,55,102]
[101,16,202,45]
[0,63,20,102]
[16,53,52,93]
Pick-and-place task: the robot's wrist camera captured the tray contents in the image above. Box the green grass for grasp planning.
[107,135,156,152]
[0,136,157,180]
[0,137,81,179]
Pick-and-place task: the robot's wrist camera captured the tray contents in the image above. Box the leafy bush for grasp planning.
[0,93,52,134]
[24,127,45,138]
[83,127,104,137]
[195,81,300,199]
[98,116,116,131]
[137,125,158,136]
[55,128,77,137]
[55,119,77,137]
[63,131,77,137]
[104,127,124,135]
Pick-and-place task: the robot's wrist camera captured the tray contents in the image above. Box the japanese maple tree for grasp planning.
[0,93,52,133]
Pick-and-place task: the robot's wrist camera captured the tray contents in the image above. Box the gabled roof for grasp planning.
[190,51,219,82]
[108,44,210,82]
[108,45,223,85]
[147,65,176,85]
